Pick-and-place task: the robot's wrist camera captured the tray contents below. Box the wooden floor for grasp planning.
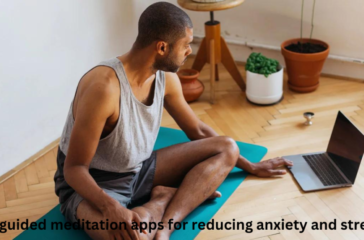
[1,56,364,240]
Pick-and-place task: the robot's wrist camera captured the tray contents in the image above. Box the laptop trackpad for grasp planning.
[286,156,323,191]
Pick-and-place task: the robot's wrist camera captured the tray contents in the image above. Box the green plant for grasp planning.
[245,53,279,77]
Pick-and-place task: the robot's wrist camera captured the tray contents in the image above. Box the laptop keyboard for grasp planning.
[303,153,348,186]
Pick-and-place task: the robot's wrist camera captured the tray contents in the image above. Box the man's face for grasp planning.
[154,27,193,72]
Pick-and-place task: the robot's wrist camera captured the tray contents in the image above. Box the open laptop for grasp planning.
[283,111,364,192]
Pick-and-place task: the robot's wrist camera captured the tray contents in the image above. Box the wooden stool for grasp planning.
[178,0,246,103]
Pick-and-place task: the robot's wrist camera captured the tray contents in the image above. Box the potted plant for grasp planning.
[281,0,329,93]
[177,69,204,102]
[245,52,283,105]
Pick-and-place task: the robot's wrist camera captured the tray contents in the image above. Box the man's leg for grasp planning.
[153,136,240,239]
[76,186,177,240]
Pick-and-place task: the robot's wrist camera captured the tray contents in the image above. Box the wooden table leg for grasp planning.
[221,37,245,91]
[210,39,215,104]
[192,21,245,96]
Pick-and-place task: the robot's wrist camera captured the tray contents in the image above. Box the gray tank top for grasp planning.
[59,57,165,173]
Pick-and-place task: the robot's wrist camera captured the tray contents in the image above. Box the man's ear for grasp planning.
[156,41,168,56]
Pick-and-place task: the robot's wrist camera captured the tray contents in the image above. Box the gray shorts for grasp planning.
[54,148,157,224]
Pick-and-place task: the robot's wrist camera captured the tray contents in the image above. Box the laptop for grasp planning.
[283,111,364,192]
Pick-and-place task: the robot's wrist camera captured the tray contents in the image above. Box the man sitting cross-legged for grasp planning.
[53,2,293,240]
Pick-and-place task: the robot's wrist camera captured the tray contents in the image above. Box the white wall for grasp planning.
[0,0,137,176]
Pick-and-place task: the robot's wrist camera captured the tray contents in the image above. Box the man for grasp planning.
[54,2,293,240]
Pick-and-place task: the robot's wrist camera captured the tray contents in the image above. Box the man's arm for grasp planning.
[63,80,117,213]
[163,72,293,177]
[63,78,143,239]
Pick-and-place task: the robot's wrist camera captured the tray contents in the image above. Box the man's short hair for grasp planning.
[135,2,193,49]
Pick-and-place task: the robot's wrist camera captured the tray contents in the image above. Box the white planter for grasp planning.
[246,67,284,105]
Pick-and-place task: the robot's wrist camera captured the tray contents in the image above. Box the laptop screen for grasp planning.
[327,111,364,184]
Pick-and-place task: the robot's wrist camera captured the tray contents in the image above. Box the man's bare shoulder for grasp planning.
[164,72,182,97]
[79,65,121,97]
[73,66,120,119]
[164,71,179,81]
[82,66,119,93]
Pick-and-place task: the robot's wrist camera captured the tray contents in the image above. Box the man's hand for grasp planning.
[249,157,293,178]
[102,200,147,240]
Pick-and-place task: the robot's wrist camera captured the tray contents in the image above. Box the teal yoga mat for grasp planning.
[16,127,267,240]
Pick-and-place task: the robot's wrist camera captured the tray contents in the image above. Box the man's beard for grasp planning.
[153,52,181,73]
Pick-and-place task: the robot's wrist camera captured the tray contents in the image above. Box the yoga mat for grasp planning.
[16,127,267,240]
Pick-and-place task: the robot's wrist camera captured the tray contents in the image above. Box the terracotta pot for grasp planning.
[177,69,204,102]
[281,38,330,93]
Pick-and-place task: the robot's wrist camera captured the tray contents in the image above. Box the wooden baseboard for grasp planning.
[0,137,60,184]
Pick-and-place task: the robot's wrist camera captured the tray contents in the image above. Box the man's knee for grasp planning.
[217,136,240,165]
